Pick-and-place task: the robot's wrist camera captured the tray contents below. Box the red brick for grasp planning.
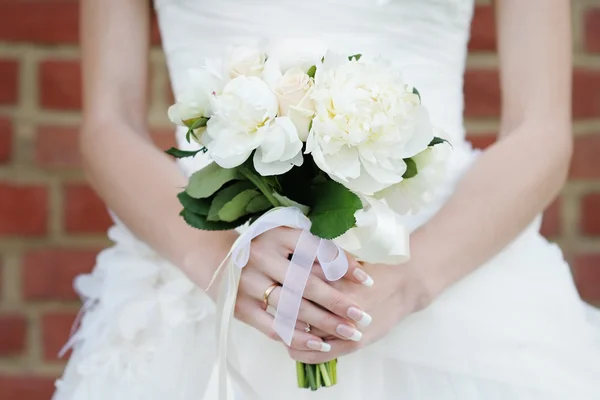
[22,249,98,301]
[0,59,19,105]
[468,5,496,52]
[0,183,48,237]
[39,60,81,111]
[0,0,79,44]
[0,118,12,163]
[581,193,600,236]
[0,375,55,400]
[467,133,496,150]
[35,126,80,168]
[573,254,600,303]
[41,312,77,362]
[0,314,27,356]
[585,8,600,53]
[63,184,112,234]
[464,69,500,118]
[573,69,600,119]
[540,198,561,238]
[570,135,600,179]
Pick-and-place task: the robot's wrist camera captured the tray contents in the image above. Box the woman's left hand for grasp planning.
[287,261,432,364]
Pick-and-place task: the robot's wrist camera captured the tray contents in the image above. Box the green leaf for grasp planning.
[403,158,418,179]
[186,163,242,199]
[428,136,450,147]
[207,181,256,221]
[273,193,310,215]
[177,191,210,215]
[180,209,251,231]
[218,189,261,222]
[183,116,209,130]
[308,181,363,240]
[348,54,362,61]
[246,195,272,214]
[412,87,421,103]
[165,147,203,159]
[307,65,317,79]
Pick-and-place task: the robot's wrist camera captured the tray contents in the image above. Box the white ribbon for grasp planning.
[210,207,349,399]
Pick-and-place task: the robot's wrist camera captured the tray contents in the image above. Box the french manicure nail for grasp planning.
[353,268,374,287]
[307,340,331,352]
[336,324,363,342]
[347,307,373,329]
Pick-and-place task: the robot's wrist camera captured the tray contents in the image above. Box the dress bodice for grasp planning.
[155,0,476,171]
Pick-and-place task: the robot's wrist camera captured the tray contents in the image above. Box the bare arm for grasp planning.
[79,0,237,290]
[413,0,572,297]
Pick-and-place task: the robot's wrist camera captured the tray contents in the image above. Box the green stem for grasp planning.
[239,166,280,208]
[319,363,332,387]
[306,364,317,391]
[315,363,322,387]
[296,361,307,388]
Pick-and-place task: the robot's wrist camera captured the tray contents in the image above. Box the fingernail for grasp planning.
[347,307,372,329]
[353,268,374,287]
[336,324,363,341]
[307,340,331,352]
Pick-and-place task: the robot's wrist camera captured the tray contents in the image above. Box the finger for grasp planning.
[287,339,361,364]
[268,285,361,341]
[310,257,373,287]
[235,298,331,352]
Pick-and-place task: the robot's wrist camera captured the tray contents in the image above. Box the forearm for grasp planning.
[80,123,236,290]
[412,124,571,298]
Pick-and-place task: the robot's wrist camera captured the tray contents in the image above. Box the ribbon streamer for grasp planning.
[211,207,349,400]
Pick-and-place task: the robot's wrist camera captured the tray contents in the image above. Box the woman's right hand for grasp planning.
[234,227,374,353]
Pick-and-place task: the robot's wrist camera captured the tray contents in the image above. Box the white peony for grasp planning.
[168,67,225,127]
[375,139,451,215]
[305,52,435,195]
[228,46,267,78]
[335,197,410,265]
[262,59,316,141]
[206,76,303,173]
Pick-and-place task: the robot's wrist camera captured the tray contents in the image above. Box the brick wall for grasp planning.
[0,0,599,398]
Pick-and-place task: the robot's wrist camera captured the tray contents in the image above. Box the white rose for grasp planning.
[168,67,225,127]
[375,138,451,215]
[207,76,279,168]
[253,117,303,176]
[305,51,435,195]
[335,197,409,265]
[228,46,267,78]
[263,60,316,141]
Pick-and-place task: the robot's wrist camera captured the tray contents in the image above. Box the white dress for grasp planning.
[52,0,600,399]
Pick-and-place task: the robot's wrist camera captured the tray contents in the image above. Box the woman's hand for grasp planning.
[234,227,375,353]
[287,260,431,364]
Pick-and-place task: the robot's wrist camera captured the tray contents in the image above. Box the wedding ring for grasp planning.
[304,323,311,333]
[262,283,279,308]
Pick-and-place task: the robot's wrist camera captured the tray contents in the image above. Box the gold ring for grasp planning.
[262,283,279,308]
[304,323,311,333]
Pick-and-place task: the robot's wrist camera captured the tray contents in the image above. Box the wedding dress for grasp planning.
[52,0,600,399]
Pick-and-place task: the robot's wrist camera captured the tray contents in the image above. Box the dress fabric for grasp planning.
[52,0,600,399]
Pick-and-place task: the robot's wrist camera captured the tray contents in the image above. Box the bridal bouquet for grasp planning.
[165,46,450,392]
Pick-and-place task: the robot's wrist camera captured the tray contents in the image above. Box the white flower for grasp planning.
[228,46,267,78]
[207,76,303,173]
[168,67,225,127]
[305,52,435,195]
[375,138,451,215]
[253,117,303,176]
[335,197,409,265]
[263,60,316,141]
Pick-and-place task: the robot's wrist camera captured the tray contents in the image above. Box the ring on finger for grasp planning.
[262,283,279,308]
[304,323,311,333]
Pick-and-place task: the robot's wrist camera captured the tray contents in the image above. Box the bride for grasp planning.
[52,0,600,399]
